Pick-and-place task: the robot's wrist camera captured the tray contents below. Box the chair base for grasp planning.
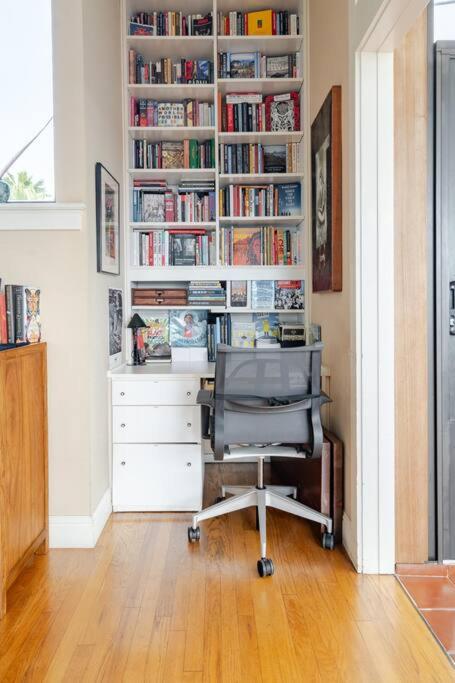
[189,485,333,576]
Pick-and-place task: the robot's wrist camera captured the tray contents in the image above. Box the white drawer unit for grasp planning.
[112,379,199,406]
[110,371,207,512]
[113,444,203,511]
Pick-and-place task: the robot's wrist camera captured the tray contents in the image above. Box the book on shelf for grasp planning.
[227,280,250,308]
[251,280,275,309]
[219,182,301,218]
[132,230,215,266]
[139,315,171,362]
[0,284,41,345]
[274,280,305,309]
[129,11,213,36]
[219,142,299,174]
[129,51,213,85]
[170,309,208,347]
[217,10,299,36]
[188,281,226,306]
[132,138,215,170]
[231,321,255,349]
[207,312,233,359]
[220,91,300,132]
[132,180,216,223]
[220,226,300,266]
[130,98,215,128]
[253,312,280,340]
[218,52,300,79]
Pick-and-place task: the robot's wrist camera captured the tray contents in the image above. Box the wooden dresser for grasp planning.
[0,343,48,617]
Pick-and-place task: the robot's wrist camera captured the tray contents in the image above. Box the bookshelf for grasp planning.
[121,0,309,356]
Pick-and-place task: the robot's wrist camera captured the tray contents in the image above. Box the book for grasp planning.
[247,9,273,35]
[140,315,171,360]
[170,309,208,347]
[228,53,258,79]
[265,91,300,132]
[141,193,165,222]
[253,313,280,340]
[24,288,41,343]
[228,280,249,308]
[162,141,184,169]
[129,12,214,37]
[0,293,6,344]
[232,228,262,265]
[274,280,305,309]
[263,145,286,173]
[276,182,301,216]
[221,226,300,266]
[231,321,255,348]
[251,280,275,309]
[266,55,293,78]
[157,102,184,127]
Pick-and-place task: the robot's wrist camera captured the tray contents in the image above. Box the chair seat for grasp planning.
[224,444,309,460]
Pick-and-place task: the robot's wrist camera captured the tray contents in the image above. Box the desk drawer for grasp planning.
[112,380,199,406]
[113,405,200,443]
[113,444,203,511]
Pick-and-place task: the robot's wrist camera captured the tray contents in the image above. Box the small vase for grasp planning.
[0,179,10,203]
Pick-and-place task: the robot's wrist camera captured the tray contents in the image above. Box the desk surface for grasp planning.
[108,362,329,381]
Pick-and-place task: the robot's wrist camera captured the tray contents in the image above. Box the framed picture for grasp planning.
[96,163,120,275]
[311,86,342,292]
[108,288,123,369]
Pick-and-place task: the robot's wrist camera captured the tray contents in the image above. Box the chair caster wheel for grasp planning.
[322,532,335,550]
[188,526,200,543]
[215,496,225,504]
[257,557,274,577]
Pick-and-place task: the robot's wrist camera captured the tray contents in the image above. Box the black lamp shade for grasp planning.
[128,313,147,329]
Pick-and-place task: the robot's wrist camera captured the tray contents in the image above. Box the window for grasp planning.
[0,0,54,202]
[434,0,455,40]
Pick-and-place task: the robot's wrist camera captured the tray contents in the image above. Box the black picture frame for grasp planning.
[96,162,120,275]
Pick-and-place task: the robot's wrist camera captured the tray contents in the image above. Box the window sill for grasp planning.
[0,202,85,231]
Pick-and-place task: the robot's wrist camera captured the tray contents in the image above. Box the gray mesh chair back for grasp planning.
[212,344,328,461]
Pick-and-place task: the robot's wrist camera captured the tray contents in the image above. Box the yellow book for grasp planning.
[247,9,273,36]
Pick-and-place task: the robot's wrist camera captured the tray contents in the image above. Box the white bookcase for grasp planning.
[121,0,310,356]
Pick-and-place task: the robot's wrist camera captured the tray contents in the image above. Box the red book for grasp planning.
[165,191,175,222]
[226,103,234,132]
[0,294,6,344]
[272,11,276,35]
[148,233,153,266]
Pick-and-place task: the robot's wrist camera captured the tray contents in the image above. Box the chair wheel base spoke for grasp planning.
[322,532,335,550]
[188,526,200,543]
[257,557,274,577]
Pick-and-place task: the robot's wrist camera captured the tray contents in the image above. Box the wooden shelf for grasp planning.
[129,168,216,182]
[217,78,303,95]
[218,131,303,145]
[129,126,215,142]
[219,172,302,186]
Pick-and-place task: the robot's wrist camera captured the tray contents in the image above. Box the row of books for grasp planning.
[130,98,215,128]
[132,230,215,266]
[220,227,301,266]
[188,281,226,306]
[218,52,300,80]
[219,142,299,174]
[132,180,216,223]
[217,10,299,36]
[129,52,214,85]
[0,282,41,345]
[220,91,300,133]
[132,139,215,170]
[219,182,301,218]
[129,12,212,36]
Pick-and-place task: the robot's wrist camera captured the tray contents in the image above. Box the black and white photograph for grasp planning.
[108,288,123,368]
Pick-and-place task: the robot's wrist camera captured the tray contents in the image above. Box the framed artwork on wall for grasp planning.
[311,86,342,292]
[96,162,120,275]
[108,288,123,369]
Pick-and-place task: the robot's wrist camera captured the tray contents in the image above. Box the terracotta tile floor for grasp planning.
[397,563,455,667]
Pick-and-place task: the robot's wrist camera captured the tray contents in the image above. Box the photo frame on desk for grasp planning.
[311,86,342,292]
[96,162,120,275]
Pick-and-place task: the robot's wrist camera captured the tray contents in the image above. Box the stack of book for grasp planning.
[130,98,215,127]
[218,52,300,79]
[0,281,41,345]
[132,180,216,223]
[220,91,300,132]
[219,142,299,174]
[132,139,215,170]
[219,182,301,217]
[207,312,231,361]
[129,11,213,36]
[217,9,299,36]
[129,52,214,84]
[220,227,300,265]
[188,281,226,307]
[132,230,215,266]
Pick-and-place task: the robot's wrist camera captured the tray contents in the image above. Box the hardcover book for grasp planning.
[140,315,171,360]
[246,9,273,35]
[233,228,262,265]
[274,280,305,309]
[277,182,301,216]
[170,309,208,347]
[264,145,286,173]
[229,53,257,79]
[231,321,255,348]
[162,141,184,168]
[253,313,280,340]
[251,280,275,309]
[157,102,184,127]
[266,55,292,78]
[265,92,300,132]
[172,235,197,265]
[142,192,165,222]
[229,280,249,307]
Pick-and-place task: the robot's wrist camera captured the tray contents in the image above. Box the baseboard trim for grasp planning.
[342,512,359,571]
[49,488,112,548]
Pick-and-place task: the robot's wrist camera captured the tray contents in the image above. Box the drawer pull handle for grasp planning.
[121,461,126,466]
[187,391,191,397]
[120,423,126,428]
[120,392,125,397]
[187,422,192,428]
[186,462,192,467]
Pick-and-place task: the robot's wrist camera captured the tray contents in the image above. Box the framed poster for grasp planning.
[96,163,120,275]
[108,288,123,369]
[311,86,342,292]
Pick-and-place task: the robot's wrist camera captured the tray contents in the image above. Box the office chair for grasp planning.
[187,344,334,577]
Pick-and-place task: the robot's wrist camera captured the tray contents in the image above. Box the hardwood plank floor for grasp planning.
[0,463,454,682]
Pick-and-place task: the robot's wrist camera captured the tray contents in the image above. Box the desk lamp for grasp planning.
[127,313,147,365]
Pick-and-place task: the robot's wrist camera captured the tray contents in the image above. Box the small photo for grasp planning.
[170,309,208,347]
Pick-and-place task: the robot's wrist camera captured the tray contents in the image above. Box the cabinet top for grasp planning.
[108,362,215,380]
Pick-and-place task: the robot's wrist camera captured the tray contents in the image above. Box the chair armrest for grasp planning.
[197,389,215,408]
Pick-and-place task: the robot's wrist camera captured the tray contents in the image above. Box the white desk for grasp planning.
[108,361,330,512]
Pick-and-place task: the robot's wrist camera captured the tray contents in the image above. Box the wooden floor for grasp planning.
[1,464,454,682]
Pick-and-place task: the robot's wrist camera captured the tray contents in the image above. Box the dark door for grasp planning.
[435,41,455,560]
